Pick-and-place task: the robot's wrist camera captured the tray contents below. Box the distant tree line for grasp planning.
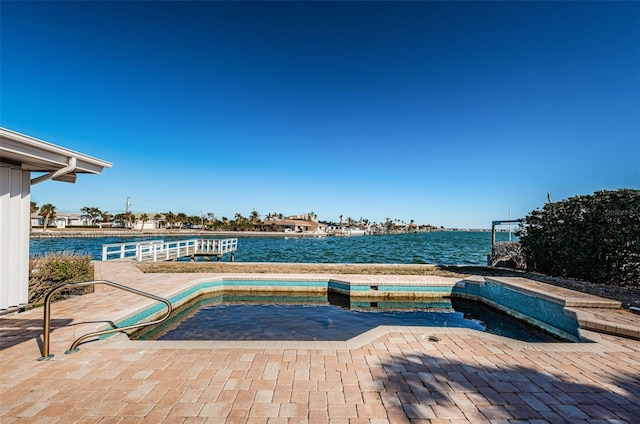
[518,189,639,287]
[30,203,431,233]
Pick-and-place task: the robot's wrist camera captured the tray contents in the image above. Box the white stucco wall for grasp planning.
[0,164,30,310]
[134,221,157,230]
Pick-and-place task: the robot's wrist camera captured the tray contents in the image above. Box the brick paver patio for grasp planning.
[1,262,639,423]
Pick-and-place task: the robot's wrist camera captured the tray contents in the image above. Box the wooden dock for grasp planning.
[102,238,238,262]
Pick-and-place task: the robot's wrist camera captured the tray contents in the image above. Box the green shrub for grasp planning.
[29,253,94,305]
[519,189,640,286]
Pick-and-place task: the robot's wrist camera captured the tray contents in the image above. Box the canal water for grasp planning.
[30,231,516,265]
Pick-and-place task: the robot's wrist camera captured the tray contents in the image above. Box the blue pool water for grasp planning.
[132,292,563,342]
[30,231,517,265]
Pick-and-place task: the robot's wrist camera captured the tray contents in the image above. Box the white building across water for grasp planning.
[0,128,112,311]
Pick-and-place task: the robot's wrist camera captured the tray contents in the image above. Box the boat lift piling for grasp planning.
[489,219,523,267]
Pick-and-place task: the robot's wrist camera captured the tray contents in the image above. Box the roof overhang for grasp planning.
[0,127,112,184]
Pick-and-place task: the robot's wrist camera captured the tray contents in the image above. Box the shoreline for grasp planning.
[29,228,499,239]
[29,229,328,239]
[30,230,309,239]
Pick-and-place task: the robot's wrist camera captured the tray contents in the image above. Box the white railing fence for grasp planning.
[102,238,238,262]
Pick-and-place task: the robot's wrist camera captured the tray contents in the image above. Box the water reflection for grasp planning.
[132,291,563,343]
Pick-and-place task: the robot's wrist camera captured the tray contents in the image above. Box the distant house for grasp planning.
[262,219,325,233]
[133,220,157,231]
[407,222,419,233]
[131,214,166,230]
[31,212,91,228]
[153,218,167,229]
[133,214,160,231]
[419,224,437,232]
[324,223,346,235]
[324,223,367,236]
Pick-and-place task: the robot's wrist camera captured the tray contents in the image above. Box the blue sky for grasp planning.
[2,1,639,228]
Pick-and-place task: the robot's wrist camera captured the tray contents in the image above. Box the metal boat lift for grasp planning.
[491,220,522,246]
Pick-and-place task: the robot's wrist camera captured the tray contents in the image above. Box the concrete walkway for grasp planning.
[1,262,639,423]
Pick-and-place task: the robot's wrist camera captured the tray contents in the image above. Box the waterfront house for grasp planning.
[324,223,367,236]
[133,219,160,231]
[31,212,92,228]
[1,127,111,311]
[262,219,326,234]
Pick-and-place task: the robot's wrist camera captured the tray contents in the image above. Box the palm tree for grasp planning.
[188,215,201,228]
[165,211,175,229]
[385,217,394,234]
[140,213,149,232]
[176,213,188,229]
[30,201,38,230]
[233,213,246,231]
[101,211,112,225]
[113,213,125,227]
[153,213,163,229]
[250,209,260,224]
[39,203,56,231]
[125,212,135,230]
[80,206,102,225]
[207,213,219,230]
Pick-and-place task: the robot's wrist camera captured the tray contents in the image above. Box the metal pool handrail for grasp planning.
[38,279,172,361]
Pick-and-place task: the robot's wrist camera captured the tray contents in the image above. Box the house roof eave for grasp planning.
[0,127,112,178]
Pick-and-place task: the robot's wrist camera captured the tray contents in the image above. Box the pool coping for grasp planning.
[102,325,633,354]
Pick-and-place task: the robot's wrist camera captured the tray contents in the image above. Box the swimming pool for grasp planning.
[131,291,567,343]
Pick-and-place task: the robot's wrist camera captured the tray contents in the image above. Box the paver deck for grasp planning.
[1,261,639,423]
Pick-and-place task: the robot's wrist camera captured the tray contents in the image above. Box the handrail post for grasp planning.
[38,280,172,361]
[39,288,55,360]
